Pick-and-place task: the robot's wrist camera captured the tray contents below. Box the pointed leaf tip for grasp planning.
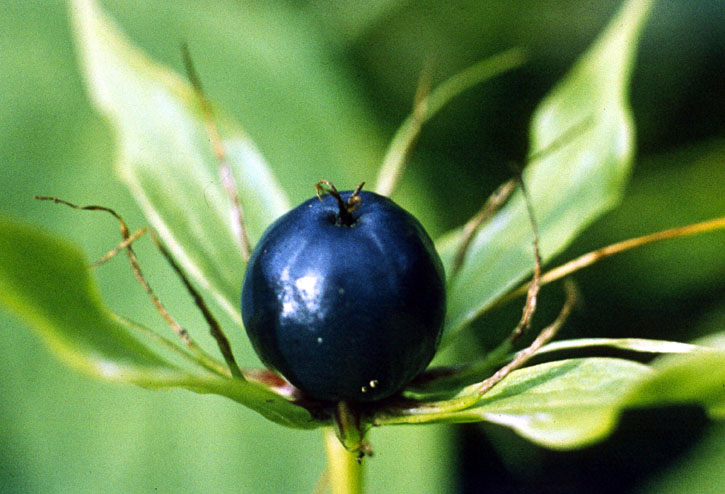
[441,0,654,340]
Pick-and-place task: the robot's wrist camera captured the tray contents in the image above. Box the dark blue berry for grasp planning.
[241,188,446,402]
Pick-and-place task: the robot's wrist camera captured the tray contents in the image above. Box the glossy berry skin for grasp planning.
[241,190,446,402]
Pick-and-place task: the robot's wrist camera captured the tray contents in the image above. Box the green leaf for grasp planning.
[377,334,725,449]
[376,358,653,449]
[536,337,704,356]
[71,0,290,326]
[405,337,705,399]
[625,333,725,419]
[441,0,654,340]
[0,217,317,429]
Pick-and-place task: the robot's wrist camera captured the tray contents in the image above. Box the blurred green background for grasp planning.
[1,1,723,492]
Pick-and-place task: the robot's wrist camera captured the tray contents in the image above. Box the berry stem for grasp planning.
[315,180,366,226]
[324,427,364,494]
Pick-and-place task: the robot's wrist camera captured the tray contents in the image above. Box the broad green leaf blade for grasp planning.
[378,335,725,450]
[72,0,290,325]
[0,217,316,429]
[626,333,725,419]
[378,358,653,449]
[442,0,653,340]
[403,337,705,399]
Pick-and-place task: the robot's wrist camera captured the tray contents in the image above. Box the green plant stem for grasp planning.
[324,428,363,494]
